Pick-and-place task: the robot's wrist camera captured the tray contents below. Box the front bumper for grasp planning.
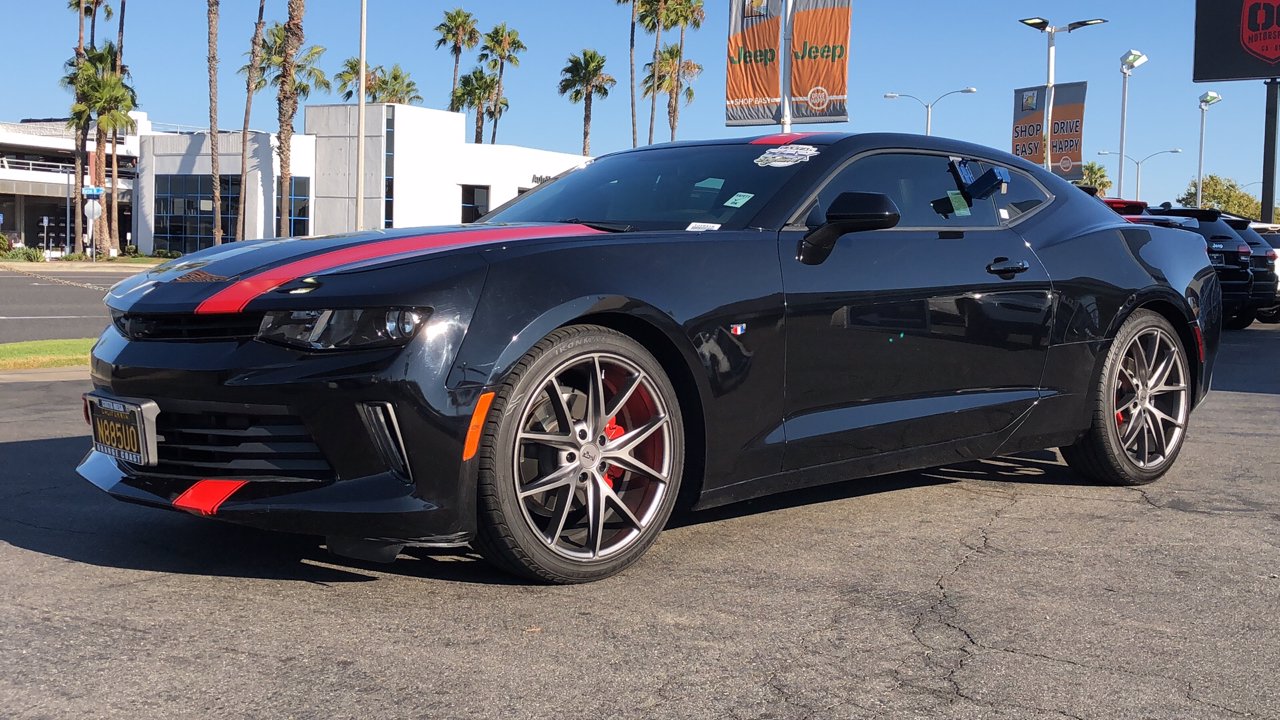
[78,325,485,545]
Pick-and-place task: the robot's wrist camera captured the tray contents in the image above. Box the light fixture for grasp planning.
[1121,49,1148,72]
[1200,90,1223,107]
[1067,18,1108,31]
[1019,17,1050,31]
[883,93,900,99]
[961,87,977,94]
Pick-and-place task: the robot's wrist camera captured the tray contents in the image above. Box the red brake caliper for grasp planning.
[1116,410,1124,428]
[603,418,625,488]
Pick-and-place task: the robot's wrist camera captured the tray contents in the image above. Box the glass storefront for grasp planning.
[153,174,241,254]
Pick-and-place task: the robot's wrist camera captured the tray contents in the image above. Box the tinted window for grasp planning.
[990,167,1050,223]
[1261,233,1280,249]
[811,153,998,229]
[484,144,817,231]
[1226,220,1269,248]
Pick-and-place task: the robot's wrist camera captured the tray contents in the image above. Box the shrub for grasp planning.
[0,233,11,253]
[153,249,184,259]
[2,247,47,262]
[123,244,139,257]
[61,252,89,262]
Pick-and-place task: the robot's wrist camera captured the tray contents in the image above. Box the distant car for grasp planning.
[1223,217,1279,327]
[1258,231,1280,324]
[80,133,1221,583]
[1152,208,1255,329]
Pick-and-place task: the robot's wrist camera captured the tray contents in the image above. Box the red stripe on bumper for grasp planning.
[173,479,248,516]
[195,225,601,314]
[749,133,819,145]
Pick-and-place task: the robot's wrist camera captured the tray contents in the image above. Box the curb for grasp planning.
[0,262,155,274]
[0,366,90,385]
[1,265,114,291]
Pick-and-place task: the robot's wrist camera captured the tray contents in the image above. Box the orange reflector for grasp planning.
[463,391,496,461]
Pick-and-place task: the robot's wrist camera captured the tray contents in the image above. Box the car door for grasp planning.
[779,150,1053,470]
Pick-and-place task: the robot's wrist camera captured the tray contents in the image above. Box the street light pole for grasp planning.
[354,0,367,232]
[1099,148,1182,201]
[1198,91,1223,208]
[1118,50,1148,198]
[882,88,977,136]
[1020,17,1107,172]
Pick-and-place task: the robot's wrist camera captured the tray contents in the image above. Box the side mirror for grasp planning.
[798,192,901,265]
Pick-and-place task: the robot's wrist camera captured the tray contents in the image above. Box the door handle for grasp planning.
[986,258,1029,276]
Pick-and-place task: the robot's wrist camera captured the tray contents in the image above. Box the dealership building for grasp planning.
[1,104,586,254]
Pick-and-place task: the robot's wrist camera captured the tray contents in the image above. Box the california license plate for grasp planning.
[86,393,159,466]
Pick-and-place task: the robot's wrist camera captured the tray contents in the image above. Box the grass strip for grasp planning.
[0,338,96,371]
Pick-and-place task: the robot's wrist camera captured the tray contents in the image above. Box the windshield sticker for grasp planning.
[754,144,820,168]
[686,222,722,232]
[947,191,972,218]
[723,192,755,208]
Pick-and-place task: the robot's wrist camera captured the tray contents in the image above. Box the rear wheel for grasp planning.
[474,325,684,583]
[1256,306,1280,324]
[1225,310,1256,330]
[1061,310,1191,486]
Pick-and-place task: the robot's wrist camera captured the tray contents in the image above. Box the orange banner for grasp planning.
[726,0,782,126]
[788,0,850,123]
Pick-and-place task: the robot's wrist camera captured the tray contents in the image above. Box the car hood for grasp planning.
[106,223,602,314]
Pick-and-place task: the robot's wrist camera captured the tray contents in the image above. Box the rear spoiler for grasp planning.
[1103,198,1148,215]
[1156,207,1222,222]
[1126,215,1199,230]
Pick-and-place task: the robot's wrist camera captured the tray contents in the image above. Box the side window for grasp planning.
[987,166,1051,224]
[810,153,998,229]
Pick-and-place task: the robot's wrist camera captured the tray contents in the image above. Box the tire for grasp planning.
[1061,310,1192,486]
[1256,306,1280,324]
[1224,310,1256,330]
[473,325,684,583]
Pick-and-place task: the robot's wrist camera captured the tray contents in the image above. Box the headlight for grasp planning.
[257,308,431,351]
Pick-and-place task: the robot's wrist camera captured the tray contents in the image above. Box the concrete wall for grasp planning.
[305,104,385,236]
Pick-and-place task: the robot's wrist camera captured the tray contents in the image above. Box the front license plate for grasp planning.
[1208,253,1224,265]
[87,394,158,466]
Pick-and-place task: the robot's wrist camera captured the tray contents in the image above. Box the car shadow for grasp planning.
[1211,325,1280,395]
[1,436,1099,587]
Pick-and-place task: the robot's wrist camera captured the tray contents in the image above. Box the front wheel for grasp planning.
[1061,310,1191,486]
[473,325,684,583]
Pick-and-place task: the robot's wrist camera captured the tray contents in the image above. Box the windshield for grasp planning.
[482,144,819,231]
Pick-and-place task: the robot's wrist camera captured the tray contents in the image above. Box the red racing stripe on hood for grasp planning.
[195,224,601,314]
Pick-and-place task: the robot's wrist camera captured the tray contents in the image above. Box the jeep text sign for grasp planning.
[1195,0,1280,82]
[787,0,851,123]
[726,0,783,126]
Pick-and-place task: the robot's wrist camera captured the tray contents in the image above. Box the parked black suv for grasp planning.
[1155,208,1255,328]
[1223,217,1279,327]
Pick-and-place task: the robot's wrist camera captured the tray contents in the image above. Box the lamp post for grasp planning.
[1099,149,1182,201]
[1197,91,1223,208]
[883,88,977,136]
[354,0,367,232]
[1019,16,1108,172]
[1118,49,1148,198]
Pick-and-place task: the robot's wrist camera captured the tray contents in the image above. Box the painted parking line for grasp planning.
[0,315,104,320]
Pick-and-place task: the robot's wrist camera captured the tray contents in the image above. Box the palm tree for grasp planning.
[643,43,700,142]
[452,68,496,144]
[485,93,509,139]
[478,23,526,143]
[67,0,113,48]
[668,0,703,136]
[65,44,134,255]
[207,0,222,245]
[434,8,480,105]
[1080,161,1113,196]
[335,57,382,102]
[276,0,305,239]
[237,0,266,243]
[558,50,615,156]
[374,65,423,104]
[639,0,670,144]
[110,0,129,251]
[241,21,330,102]
[614,0,639,148]
[71,0,88,252]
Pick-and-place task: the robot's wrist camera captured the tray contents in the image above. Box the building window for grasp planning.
[153,174,240,254]
[276,176,311,237]
[384,106,395,229]
[461,185,489,224]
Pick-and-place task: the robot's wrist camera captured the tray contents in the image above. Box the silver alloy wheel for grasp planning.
[512,352,672,561]
[1112,327,1190,470]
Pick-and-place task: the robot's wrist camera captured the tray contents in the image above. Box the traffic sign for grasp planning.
[84,199,103,221]
[83,186,105,199]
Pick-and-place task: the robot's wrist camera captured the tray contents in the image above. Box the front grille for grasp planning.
[113,312,265,341]
[132,405,334,481]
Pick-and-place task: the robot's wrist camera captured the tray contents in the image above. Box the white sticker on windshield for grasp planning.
[724,192,755,208]
[754,144,820,168]
[686,222,721,232]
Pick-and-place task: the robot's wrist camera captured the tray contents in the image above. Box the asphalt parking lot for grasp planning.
[0,264,127,343]
[1,322,1278,718]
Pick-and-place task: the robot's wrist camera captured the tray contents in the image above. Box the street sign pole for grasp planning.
[1264,79,1278,223]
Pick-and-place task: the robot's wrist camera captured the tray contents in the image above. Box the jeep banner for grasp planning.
[726,0,783,126]
[1195,0,1280,82]
[1011,82,1088,182]
[787,0,851,123]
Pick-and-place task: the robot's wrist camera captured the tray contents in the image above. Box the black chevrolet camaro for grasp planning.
[81,133,1221,583]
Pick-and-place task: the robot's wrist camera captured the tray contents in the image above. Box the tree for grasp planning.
[643,43,700,142]
[335,57,382,102]
[374,65,423,104]
[241,21,330,101]
[639,0,669,144]
[67,0,113,49]
[109,0,128,251]
[276,0,305,238]
[451,68,497,143]
[478,23,526,143]
[208,0,222,245]
[70,0,88,252]
[559,49,615,156]
[1178,175,1263,219]
[65,44,134,255]
[434,8,480,105]
[667,0,702,138]
[237,0,266,243]
[616,0,638,148]
[1080,161,1113,197]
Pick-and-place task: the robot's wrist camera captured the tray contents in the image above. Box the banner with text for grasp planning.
[787,0,851,123]
[726,0,783,126]
[1011,82,1087,182]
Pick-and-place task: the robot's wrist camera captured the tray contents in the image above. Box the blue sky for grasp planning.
[0,0,1266,205]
